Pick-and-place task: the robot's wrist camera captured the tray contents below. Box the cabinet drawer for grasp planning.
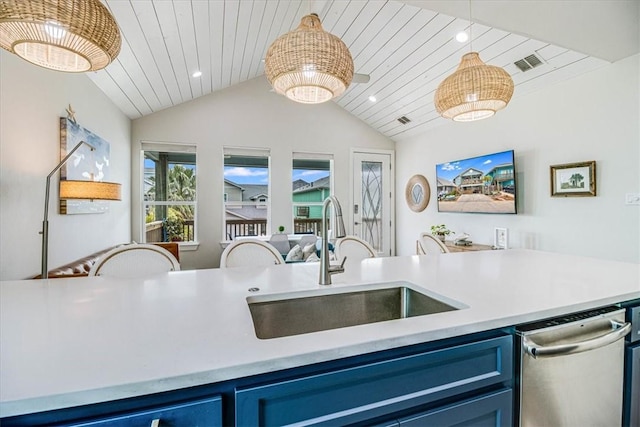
[66,396,222,427]
[398,388,512,427]
[236,335,512,426]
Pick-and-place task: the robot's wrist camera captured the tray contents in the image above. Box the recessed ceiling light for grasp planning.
[192,70,202,78]
[368,95,377,102]
[455,31,469,43]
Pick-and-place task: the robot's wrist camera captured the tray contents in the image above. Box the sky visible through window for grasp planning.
[224,166,268,185]
[144,159,329,184]
[222,167,328,185]
[292,169,329,183]
[145,160,327,185]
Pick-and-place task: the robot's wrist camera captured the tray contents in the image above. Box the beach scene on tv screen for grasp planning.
[436,150,516,214]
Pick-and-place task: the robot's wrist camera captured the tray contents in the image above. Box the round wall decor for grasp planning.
[405,174,430,212]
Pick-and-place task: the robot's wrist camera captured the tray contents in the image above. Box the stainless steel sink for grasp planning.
[247,283,464,339]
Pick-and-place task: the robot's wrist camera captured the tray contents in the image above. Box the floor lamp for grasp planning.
[41,141,121,279]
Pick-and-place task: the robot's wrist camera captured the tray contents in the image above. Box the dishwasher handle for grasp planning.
[523,320,631,359]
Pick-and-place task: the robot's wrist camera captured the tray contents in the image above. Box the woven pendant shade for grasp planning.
[434,52,514,122]
[265,13,353,104]
[0,0,121,72]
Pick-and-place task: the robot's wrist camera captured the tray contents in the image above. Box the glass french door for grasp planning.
[352,151,393,256]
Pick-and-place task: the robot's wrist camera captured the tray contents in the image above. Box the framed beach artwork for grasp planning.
[550,161,596,197]
[59,117,112,214]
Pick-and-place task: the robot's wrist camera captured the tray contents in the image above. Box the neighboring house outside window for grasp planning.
[141,142,197,243]
[292,154,333,236]
[224,148,270,240]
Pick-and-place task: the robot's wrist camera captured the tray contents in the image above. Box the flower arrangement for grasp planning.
[431,224,454,242]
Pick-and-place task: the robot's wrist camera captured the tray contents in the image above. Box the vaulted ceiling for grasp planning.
[90,0,639,141]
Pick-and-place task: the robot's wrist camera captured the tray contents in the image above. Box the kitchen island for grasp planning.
[1,249,639,425]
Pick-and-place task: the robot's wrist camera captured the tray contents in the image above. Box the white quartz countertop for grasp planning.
[1,249,639,417]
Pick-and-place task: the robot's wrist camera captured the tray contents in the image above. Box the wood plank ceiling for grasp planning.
[91,0,608,141]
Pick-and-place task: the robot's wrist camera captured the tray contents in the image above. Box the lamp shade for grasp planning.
[434,52,514,122]
[265,13,354,104]
[60,180,121,201]
[0,0,121,72]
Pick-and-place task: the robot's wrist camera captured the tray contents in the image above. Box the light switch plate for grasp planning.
[625,193,640,205]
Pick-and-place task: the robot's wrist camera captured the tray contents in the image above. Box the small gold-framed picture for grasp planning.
[550,161,596,197]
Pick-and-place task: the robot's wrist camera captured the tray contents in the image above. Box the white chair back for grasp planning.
[220,238,284,268]
[334,235,376,269]
[297,235,318,250]
[89,244,180,278]
[268,233,291,255]
[416,232,450,255]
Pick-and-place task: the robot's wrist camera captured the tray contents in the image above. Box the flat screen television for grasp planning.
[436,149,517,214]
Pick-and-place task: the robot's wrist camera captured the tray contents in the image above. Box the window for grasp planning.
[141,143,197,243]
[224,148,270,240]
[296,206,309,218]
[292,153,332,236]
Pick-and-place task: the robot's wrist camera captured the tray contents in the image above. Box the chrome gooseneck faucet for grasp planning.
[319,196,347,285]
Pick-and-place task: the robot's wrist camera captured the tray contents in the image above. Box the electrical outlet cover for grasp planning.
[625,193,640,205]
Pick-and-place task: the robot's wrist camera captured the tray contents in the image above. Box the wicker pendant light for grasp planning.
[0,0,121,72]
[434,0,513,122]
[265,13,354,104]
[434,52,514,122]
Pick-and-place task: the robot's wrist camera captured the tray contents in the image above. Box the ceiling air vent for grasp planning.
[397,116,411,125]
[514,53,544,72]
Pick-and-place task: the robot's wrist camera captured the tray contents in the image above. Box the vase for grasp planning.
[437,234,446,242]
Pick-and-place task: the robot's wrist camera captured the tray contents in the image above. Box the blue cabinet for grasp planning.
[2,333,512,427]
[67,397,222,427]
[397,388,512,427]
[235,335,513,426]
[624,344,639,427]
[1,396,223,427]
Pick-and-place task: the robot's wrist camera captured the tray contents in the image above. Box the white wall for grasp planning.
[131,77,394,269]
[396,54,640,263]
[0,51,131,280]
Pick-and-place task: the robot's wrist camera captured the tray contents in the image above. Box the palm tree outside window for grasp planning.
[142,143,197,243]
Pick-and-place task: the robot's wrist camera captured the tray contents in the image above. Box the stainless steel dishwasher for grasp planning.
[517,306,631,427]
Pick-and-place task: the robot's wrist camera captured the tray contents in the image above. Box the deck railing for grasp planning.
[293,218,327,236]
[224,218,327,240]
[145,221,164,242]
[146,218,327,242]
[145,219,195,243]
[225,219,268,240]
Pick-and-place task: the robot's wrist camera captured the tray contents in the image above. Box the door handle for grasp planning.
[523,320,631,359]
